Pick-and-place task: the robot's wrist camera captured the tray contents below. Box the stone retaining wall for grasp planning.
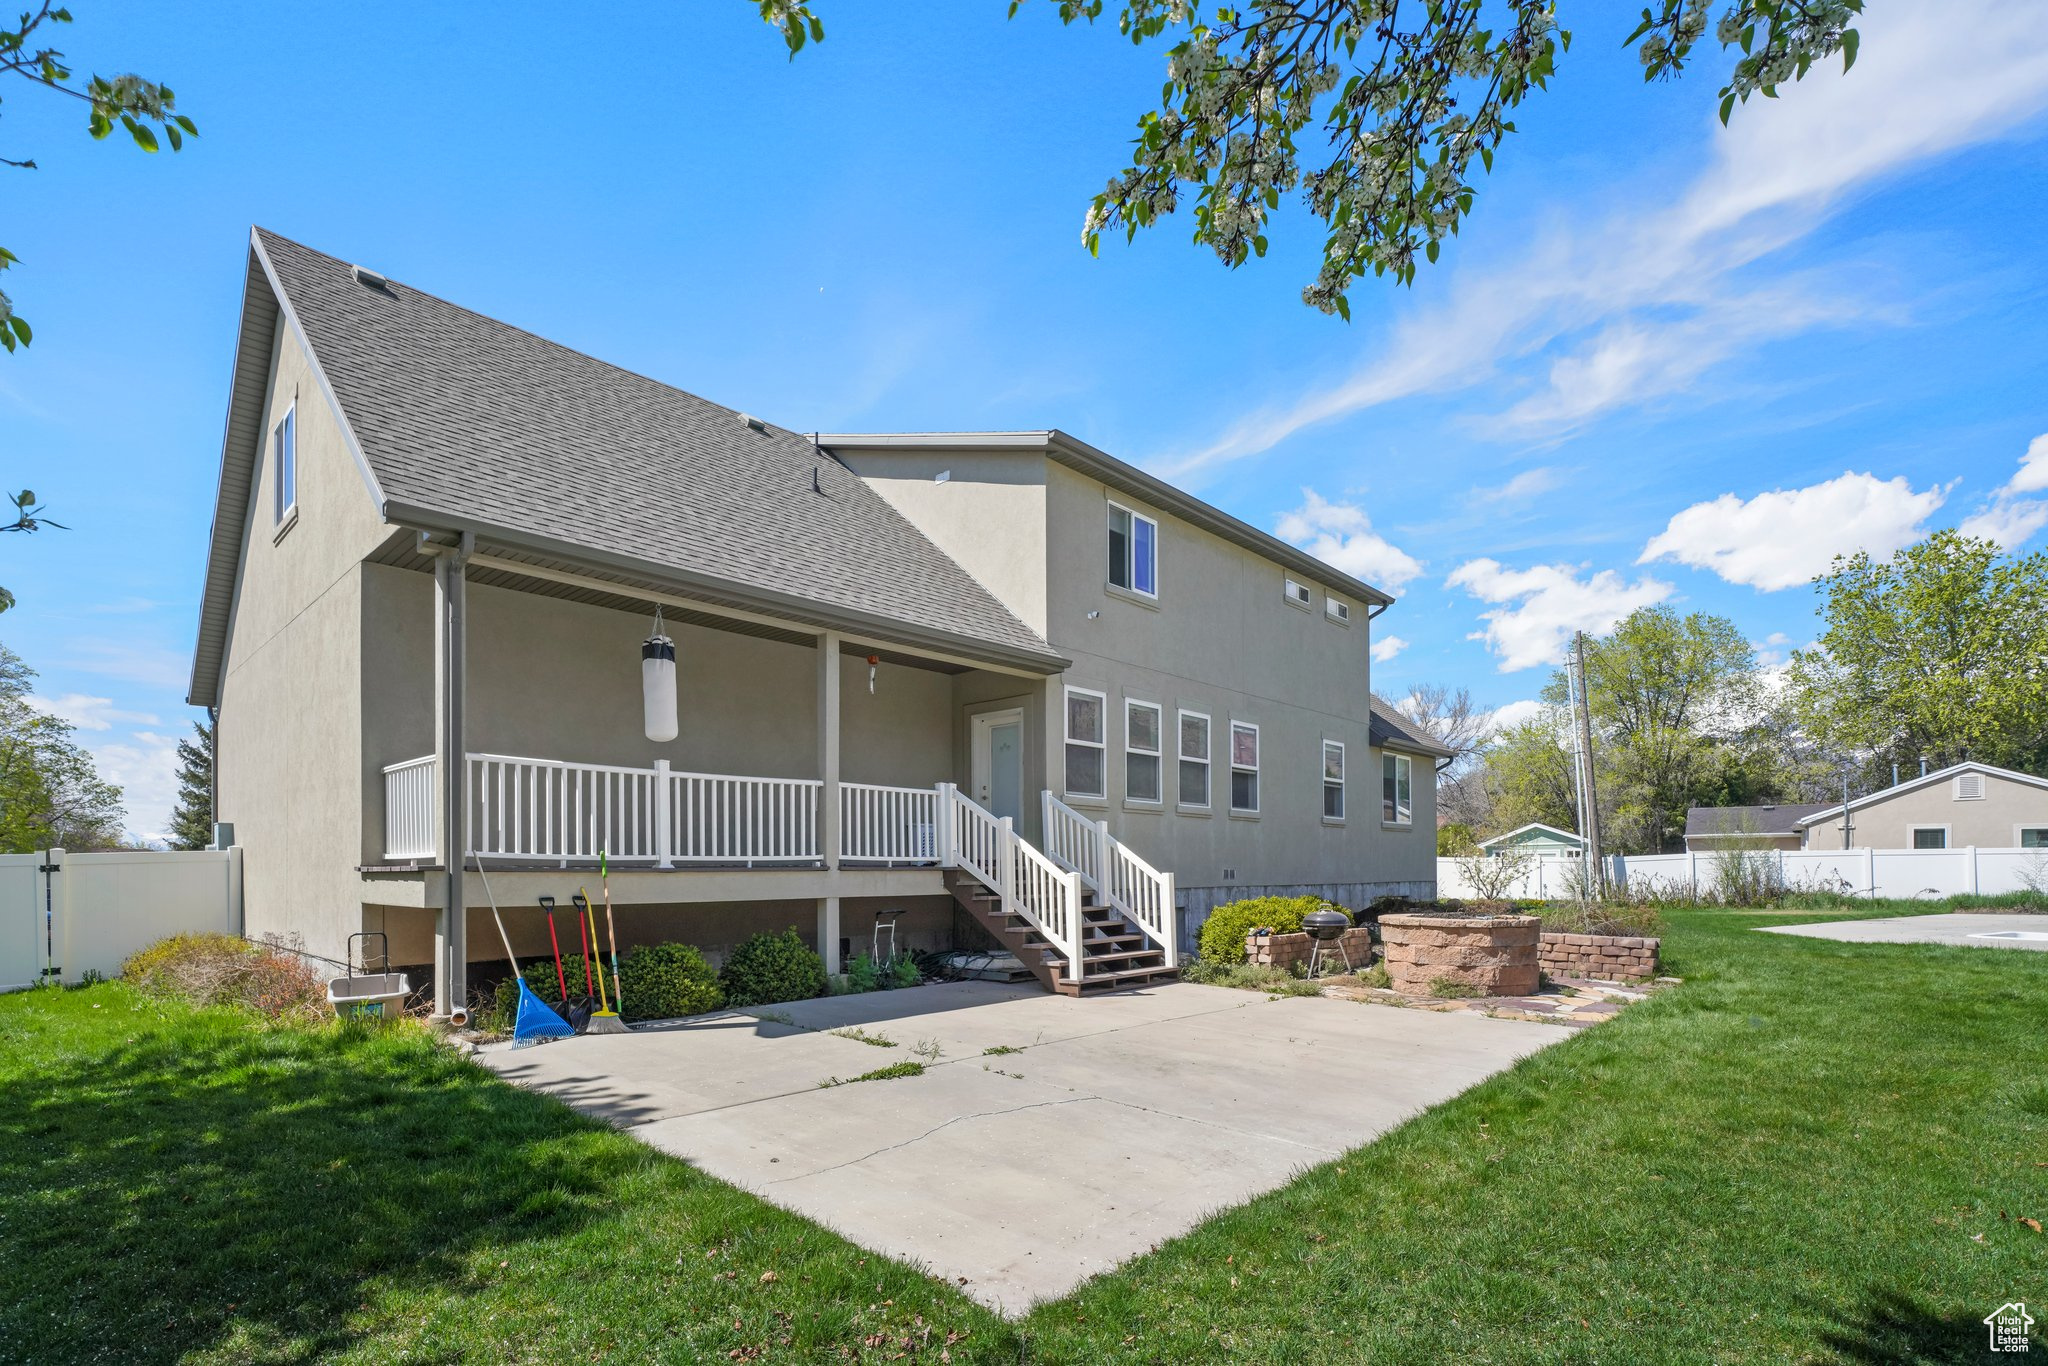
[1379,912,1540,996]
[1245,926,1376,973]
[1539,932,1659,982]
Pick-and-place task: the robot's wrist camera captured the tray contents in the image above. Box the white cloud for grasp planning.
[1446,559,1673,672]
[55,639,189,690]
[25,693,162,732]
[1639,472,1946,590]
[1165,1,2048,471]
[1957,432,2048,549]
[88,729,183,843]
[1370,634,1408,664]
[1475,467,1560,503]
[1274,489,1425,592]
[1482,698,1548,736]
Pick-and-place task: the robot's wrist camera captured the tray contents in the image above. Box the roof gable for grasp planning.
[191,230,1065,702]
[1793,761,2048,827]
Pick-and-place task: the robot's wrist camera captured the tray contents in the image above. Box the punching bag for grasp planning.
[642,629,678,742]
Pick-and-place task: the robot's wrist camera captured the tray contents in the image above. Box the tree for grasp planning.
[166,719,213,850]
[1787,531,2048,783]
[1394,682,1491,827]
[0,641,124,851]
[1476,704,1578,837]
[764,2,1863,314]
[1,3,195,351]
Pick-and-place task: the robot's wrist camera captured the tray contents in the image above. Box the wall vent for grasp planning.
[1955,772,1986,801]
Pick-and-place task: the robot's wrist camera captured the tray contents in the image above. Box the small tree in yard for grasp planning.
[1457,848,1531,902]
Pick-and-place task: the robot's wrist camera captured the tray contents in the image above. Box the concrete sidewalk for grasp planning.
[480,979,1563,1314]
[1759,912,2048,950]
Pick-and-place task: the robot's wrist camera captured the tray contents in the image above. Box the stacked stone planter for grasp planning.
[1379,911,1540,996]
[1538,932,1660,982]
[1245,926,1376,974]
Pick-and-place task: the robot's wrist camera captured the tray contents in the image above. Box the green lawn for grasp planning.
[3,903,2044,1363]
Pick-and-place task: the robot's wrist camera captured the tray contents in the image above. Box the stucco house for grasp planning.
[186,229,1447,1014]
[1791,762,2048,850]
[1477,822,1583,858]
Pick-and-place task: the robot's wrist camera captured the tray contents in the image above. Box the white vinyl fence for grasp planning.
[1437,845,2048,902]
[0,846,244,991]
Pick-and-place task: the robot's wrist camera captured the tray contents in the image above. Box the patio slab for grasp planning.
[480,979,1563,1314]
[1759,912,2048,950]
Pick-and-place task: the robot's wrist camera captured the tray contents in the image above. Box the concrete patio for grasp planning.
[1760,912,2048,951]
[479,978,1563,1313]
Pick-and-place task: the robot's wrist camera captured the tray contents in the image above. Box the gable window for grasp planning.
[1322,741,1346,820]
[1229,721,1260,814]
[1326,598,1351,624]
[1178,710,1211,809]
[272,405,297,526]
[2020,828,2048,849]
[1911,826,1948,850]
[1284,578,1311,610]
[1108,502,1158,597]
[1382,752,1413,825]
[1064,686,1107,799]
[1124,700,1163,803]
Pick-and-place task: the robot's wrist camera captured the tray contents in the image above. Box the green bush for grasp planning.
[617,942,722,1021]
[887,956,921,989]
[1196,895,1338,965]
[719,929,827,1008]
[121,932,328,1021]
[844,954,882,993]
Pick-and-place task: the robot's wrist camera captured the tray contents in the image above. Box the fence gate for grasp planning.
[0,852,52,991]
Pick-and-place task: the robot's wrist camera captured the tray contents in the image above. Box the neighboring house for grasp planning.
[1793,762,2048,851]
[1477,823,1583,858]
[1681,804,1831,853]
[187,229,1446,1011]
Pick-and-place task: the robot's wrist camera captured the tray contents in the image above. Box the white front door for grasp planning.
[970,708,1026,825]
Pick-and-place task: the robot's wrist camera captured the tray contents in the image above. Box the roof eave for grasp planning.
[385,500,1072,677]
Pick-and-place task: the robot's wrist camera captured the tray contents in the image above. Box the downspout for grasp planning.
[419,527,474,1022]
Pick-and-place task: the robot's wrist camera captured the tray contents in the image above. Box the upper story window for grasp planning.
[1284,578,1312,610]
[1322,740,1346,820]
[1230,721,1260,814]
[273,405,297,526]
[1326,597,1351,624]
[1382,752,1413,825]
[1064,686,1107,799]
[1125,699,1162,804]
[1178,710,1211,809]
[1108,502,1158,598]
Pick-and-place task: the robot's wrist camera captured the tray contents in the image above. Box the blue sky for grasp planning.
[4,2,2047,838]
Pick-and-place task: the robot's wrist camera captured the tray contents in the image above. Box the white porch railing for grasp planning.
[1041,792,1178,966]
[840,782,940,864]
[382,757,438,861]
[943,783,1084,982]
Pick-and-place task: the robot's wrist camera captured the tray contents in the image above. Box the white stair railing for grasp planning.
[1041,791,1178,967]
[941,784,1083,981]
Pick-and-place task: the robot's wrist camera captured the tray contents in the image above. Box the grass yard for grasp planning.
[3,903,2043,1363]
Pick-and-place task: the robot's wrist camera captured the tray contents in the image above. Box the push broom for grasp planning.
[577,888,628,1034]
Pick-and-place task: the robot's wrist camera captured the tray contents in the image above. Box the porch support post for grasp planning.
[816,896,841,977]
[817,630,841,872]
[429,531,473,1019]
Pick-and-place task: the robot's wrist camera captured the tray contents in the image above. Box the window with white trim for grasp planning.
[1326,597,1351,624]
[1125,699,1162,804]
[1911,826,1948,850]
[273,405,297,525]
[1178,710,1210,808]
[1064,686,1107,799]
[1322,740,1345,820]
[1284,578,1311,609]
[1229,721,1260,813]
[1107,501,1158,597]
[1382,752,1412,825]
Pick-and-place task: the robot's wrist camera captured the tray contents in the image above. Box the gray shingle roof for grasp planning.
[1683,803,1831,837]
[1368,695,1456,758]
[251,228,1058,667]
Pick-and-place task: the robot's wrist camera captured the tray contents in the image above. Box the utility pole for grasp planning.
[1568,632,1606,899]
